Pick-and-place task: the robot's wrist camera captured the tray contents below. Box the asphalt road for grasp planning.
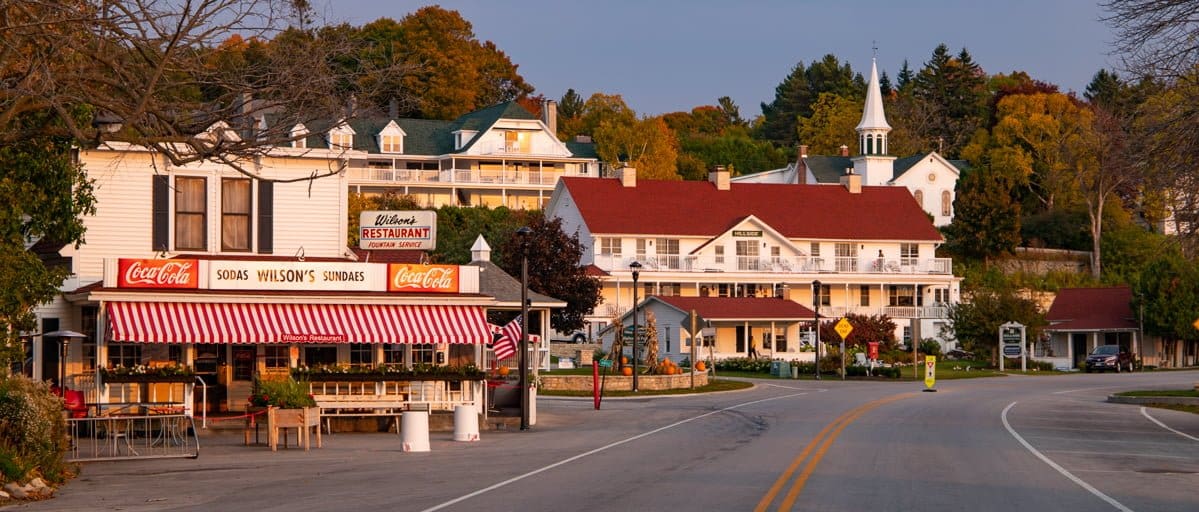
[12,371,1199,512]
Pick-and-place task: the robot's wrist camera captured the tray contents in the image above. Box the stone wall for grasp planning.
[550,342,600,366]
[539,371,709,392]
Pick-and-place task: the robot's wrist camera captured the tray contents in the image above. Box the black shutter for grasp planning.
[257,181,273,253]
[152,175,170,251]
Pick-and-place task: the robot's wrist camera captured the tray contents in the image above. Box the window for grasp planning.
[504,131,531,153]
[888,285,916,307]
[941,190,952,216]
[835,242,857,272]
[264,346,289,369]
[933,288,950,304]
[291,126,307,149]
[108,343,141,368]
[412,344,435,364]
[810,242,820,257]
[221,178,251,251]
[900,243,919,266]
[636,239,647,261]
[175,176,206,251]
[913,190,924,208]
[380,134,402,153]
[736,240,759,270]
[383,344,405,365]
[81,306,97,370]
[714,245,725,264]
[659,283,682,296]
[656,238,680,269]
[330,132,352,150]
[859,285,870,306]
[600,237,622,257]
[813,284,830,307]
[349,343,373,367]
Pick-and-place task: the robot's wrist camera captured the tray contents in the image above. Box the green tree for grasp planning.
[1133,252,1199,366]
[988,93,1094,212]
[796,93,861,155]
[758,62,812,147]
[943,287,1045,366]
[497,214,602,335]
[595,116,681,180]
[910,44,988,158]
[717,96,746,127]
[943,167,1022,261]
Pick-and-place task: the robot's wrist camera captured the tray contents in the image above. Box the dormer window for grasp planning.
[330,132,352,150]
[290,124,308,149]
[380,134,402,153]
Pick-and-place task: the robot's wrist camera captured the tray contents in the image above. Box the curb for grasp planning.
[1107,394,1199,406]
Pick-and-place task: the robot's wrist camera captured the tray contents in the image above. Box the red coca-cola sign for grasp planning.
[118,259,199,289]
[387,264,459,293]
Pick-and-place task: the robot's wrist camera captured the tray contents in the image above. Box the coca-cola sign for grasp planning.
[118,259,199,289]
[387,264,459,293]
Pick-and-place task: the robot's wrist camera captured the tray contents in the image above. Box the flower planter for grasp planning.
[295,373,485,382]
[267,406,321,451]
[102,374,195,383]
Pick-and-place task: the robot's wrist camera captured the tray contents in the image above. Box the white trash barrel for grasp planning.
[453,405,480,442]
[401,411,430,452]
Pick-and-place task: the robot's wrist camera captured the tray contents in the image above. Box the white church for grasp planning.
[734,58,965,227]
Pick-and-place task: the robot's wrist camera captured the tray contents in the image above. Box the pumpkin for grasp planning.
[620,356,628,365]
[695,361,707,371]
[497,366,510,376]
[621,367,633,376]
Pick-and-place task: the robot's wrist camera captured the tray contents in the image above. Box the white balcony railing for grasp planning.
[816,305,949,319]
[593,254,952,276]
[349,166,590,186]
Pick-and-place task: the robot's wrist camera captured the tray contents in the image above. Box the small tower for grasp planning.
[470,234,491,262]
[852,56,896,186]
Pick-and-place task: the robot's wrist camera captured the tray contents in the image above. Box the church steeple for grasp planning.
[856,57,891,156]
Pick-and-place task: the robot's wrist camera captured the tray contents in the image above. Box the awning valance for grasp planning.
[107,302,491,344]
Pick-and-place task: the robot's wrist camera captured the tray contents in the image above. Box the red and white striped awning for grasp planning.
[107,302,492,344]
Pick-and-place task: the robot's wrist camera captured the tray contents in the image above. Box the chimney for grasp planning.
[542,99,558,137]
[389,96,399,118]
[796,144,809,184]
[619,166,637,188]
[839,144,849,157]
[840,168,861,194]
[709,165,730,190]
[574,134,592,143]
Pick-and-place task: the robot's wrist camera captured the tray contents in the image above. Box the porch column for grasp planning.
[770,321,776,357]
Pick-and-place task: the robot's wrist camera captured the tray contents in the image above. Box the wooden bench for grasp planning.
[314,395,410,434]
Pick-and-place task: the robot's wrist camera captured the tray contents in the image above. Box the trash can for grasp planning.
[453,405,479,442]
[770,361,785,377]
[790,365,799,379]
[401,410,430,452]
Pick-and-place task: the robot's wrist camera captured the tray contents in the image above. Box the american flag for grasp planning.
[493,317,522,361]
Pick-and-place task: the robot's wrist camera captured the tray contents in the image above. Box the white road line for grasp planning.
[1140,407,1199,442]
[420,390,815,512]
[1002,402,1135,512]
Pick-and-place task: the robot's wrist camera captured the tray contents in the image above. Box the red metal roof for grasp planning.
[583,264,609,277]
[1045,287,1137,331]
[561,177,942,241]
[349,248,425,264]
[652,296,815,320]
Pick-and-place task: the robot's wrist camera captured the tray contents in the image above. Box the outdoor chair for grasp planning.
[63,389,89,418]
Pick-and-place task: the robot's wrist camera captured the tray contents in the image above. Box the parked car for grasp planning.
[1085,345,1134,373]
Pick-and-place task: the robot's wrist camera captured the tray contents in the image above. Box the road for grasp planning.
[15,371,1199,512]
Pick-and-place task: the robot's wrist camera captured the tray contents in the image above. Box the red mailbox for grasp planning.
[867,341,880,361]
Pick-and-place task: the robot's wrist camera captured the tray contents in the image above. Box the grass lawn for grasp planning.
[1147,404,1199,414]
[538,378,752,397]
[1116,389,1199,398]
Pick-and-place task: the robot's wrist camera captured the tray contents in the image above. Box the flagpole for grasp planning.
[517,226,531,431]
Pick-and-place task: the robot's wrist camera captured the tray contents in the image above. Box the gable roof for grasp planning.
[1045,287,1137,331]
[802,156,854,184]
[651,296,815,321]
[892,152,969,181]
[469,259,565,307]
[560,177,942,241]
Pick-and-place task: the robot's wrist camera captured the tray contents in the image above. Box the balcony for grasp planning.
[593,254,952,276]
[819,305,950,319]
[349,167,591,187]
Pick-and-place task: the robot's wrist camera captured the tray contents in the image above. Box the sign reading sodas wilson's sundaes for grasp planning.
[387,264,459,293]
[360,210,437,250]
[118,259,200,289]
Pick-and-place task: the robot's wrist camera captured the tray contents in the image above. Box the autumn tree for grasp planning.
[816,314,898,351]
[758,55,863,147]
[796,93,861,155]
[496,214,602,335]
[595,116,681,180]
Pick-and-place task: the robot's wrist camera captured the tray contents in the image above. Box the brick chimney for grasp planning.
[541,99,558,137]
[709,165,730,190]
[797,145,809,184]
[839,144,849,157]
[619,167,637,188]
[840,168,861,194]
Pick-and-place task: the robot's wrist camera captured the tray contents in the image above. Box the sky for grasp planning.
[321,1,1118,118]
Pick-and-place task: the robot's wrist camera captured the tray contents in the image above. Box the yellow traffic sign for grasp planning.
[834,317,853,340]
[1193,317,1199,331]
[924,355,937,389]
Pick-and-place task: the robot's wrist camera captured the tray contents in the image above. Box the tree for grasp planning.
[796,93,861,155]
[1102,0,1199,79]
[1074,107,1137,278]
[595,116,681,180]
[943,167,1022,261]
[717,96,746,127]
[817,313,898,351]
[2,0,410,179]
[896,59,915,91]
[989,93,1094,212]
[497,214,602,335]
[943,287,1045,366]
[1133,252,1199,366]
[910,44,988,158]
[758,62,812,147]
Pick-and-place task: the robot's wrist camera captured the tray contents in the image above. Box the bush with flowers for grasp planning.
[291,363,484,382]
[100,363,195,382]
[247,377,316,409]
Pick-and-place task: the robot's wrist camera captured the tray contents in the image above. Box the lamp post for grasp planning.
[516,226,532,430]
[43,330,88,387]
[813,280,821,380]
[630,261,642,392]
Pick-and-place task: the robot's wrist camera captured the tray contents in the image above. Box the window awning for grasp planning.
[107,302,492,344]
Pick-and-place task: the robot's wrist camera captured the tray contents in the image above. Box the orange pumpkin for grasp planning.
[621,367,633,376]
[695,361,707,371]
[497,366,510,376]
[621,356,629,365]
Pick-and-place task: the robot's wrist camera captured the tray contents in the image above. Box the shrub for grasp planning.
[918,339,942,358]
[249,377,317,408]
[714,357,773,374]
[0,376,71,483]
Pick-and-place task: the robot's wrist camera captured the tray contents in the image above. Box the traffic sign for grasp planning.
[683,312,708,332]
[834,317,854,340]
[1003,345,1022,357]
[598,359,613,368]
[1193,317,1199,331]
[924,355,936,389]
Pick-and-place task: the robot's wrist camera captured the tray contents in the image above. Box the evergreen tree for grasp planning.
[758,62,811,147]
[910,44,988,158]
[879,71,893,97]
[896,59,914,91]
[943,167,1022,261]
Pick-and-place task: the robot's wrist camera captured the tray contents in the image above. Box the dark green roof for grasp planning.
[565,141,598,159]
[803,156,853,184]
[451,102,538,153]
[893,152,969,180]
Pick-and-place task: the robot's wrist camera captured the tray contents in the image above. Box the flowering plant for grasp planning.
[291,363,484,381]
[101,364,194,381]
[248,377,316,408]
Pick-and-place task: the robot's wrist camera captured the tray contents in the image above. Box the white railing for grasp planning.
[349,166,590,186]
[593,254,952,276]
[818,305,949,319]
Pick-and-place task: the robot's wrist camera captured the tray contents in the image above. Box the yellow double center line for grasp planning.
[755,393,912,512]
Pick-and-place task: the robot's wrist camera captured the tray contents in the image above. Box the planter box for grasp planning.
[267,406,321,451]
[296,373,485,382]
[102,374,195,383]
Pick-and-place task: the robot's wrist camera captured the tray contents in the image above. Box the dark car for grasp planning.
[1085,344,1134,373]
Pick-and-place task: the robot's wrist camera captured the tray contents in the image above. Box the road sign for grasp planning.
[598,359,613,368]
[834,317,854,340]
[683,312,708,332]
[1003,345,1022,357]
[924,355,936,389]
[1193,317,1199,331]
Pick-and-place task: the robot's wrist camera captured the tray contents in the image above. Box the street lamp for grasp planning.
[630,261,642,392]
[516,226,532,430]
[812,280,821,380]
